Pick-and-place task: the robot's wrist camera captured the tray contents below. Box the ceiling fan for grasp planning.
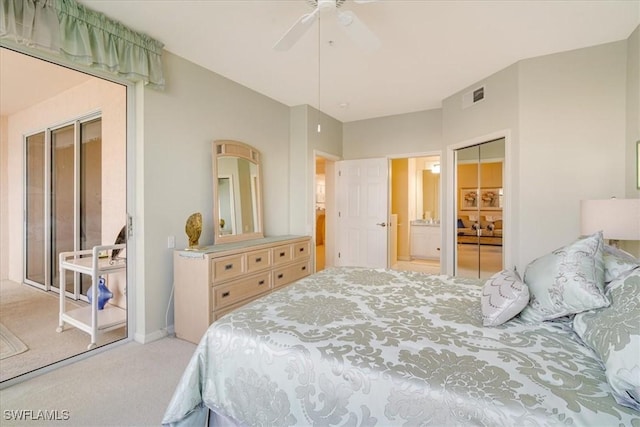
[273,0,380,52]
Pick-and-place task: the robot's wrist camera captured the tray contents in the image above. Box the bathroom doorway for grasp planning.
[314,153,338,272]
[390,154,441,275]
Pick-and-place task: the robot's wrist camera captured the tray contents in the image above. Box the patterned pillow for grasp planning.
[481,269,530,326]
[520,232,608,322]
[573,268,640,411]
[603,245,639,285]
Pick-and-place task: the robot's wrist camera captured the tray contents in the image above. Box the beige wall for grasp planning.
[343,109,443,159]
[289,105,342,238]
[518,40,628,265]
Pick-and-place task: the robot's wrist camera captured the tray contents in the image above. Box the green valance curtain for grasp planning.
[1,0,165,89]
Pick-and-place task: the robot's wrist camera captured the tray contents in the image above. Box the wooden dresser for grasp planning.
[173,235,312,344]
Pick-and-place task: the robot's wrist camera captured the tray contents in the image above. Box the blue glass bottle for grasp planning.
[87,276,113,310]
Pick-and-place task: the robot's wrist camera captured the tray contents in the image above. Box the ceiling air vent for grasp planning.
[462,85,485,109]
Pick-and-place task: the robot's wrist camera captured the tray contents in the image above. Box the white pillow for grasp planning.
[481,269,530,326]
[520,232,608,322]
[573,268,640,410]
[603,244,639,285]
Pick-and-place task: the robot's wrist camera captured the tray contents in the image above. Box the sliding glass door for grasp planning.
[455,138,505,279]
[25,132,46,287]
[24,116,102,298]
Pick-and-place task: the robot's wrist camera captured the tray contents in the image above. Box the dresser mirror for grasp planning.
[212,140,264,243]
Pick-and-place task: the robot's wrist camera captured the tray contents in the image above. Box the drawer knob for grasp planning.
[277,273,284,279]
[258,280,265,285]
[299,248,304,252]
[302,266,306,271]
[279,252,285,257]
[225,264,233,270]
[222,291,230,298]
[256,257,262,262]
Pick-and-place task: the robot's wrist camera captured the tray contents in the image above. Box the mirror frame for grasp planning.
[212,140,264,244]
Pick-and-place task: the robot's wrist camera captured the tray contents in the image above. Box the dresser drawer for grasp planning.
[246,249,271,273]
[213,272,271,310]
[293,241,311,260]
[272,244,292,265]
[273,260,310,289]
[211,254,244,283]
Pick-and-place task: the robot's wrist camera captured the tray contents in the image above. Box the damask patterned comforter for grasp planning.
[163,267,639,426]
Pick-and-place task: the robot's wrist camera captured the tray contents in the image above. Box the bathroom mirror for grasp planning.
[212,140,263,243]
[416,156,440,222]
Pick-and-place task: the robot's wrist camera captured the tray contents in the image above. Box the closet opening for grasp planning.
[454,138,505,279]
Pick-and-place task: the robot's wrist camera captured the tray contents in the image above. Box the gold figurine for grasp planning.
[185,212,202,250]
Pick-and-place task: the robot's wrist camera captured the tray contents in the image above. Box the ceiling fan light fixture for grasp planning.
[274,0,380,52]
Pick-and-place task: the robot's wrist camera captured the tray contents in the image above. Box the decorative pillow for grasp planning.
[519,232,608,322]
[460,216,473,228]
[603,244,639,285]
[573,268,640,411]
[481,269,530,326]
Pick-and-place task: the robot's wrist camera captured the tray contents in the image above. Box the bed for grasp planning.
[163,233,640,426]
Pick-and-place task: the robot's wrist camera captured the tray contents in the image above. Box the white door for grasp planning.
[336,158,389,268]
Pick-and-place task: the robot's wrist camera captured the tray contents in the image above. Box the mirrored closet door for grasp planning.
[455,138,505,279]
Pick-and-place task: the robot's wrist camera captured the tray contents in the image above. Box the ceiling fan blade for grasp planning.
[337,10,380,52]
[353,0,378,3]
[273,10,319,51]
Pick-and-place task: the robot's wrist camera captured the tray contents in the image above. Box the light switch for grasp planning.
[167,235,175,249]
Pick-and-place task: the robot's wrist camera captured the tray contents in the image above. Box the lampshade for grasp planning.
[580,198,640,241]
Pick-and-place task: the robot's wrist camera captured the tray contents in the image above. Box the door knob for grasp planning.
[376,222,387,227]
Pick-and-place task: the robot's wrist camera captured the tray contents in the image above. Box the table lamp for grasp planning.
[580,198,640,247]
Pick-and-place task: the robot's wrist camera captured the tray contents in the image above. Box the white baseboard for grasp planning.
[134,327,172,344]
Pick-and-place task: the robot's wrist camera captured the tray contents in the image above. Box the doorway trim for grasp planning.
[445,129,513,276]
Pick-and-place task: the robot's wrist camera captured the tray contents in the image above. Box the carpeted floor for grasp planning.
[0,280,126,382]
[0,323,28,360]
[0,336,197,426]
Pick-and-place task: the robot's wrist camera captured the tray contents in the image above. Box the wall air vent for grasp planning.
[462,85,486,109]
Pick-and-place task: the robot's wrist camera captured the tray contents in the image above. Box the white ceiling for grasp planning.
[3,1,639,122]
